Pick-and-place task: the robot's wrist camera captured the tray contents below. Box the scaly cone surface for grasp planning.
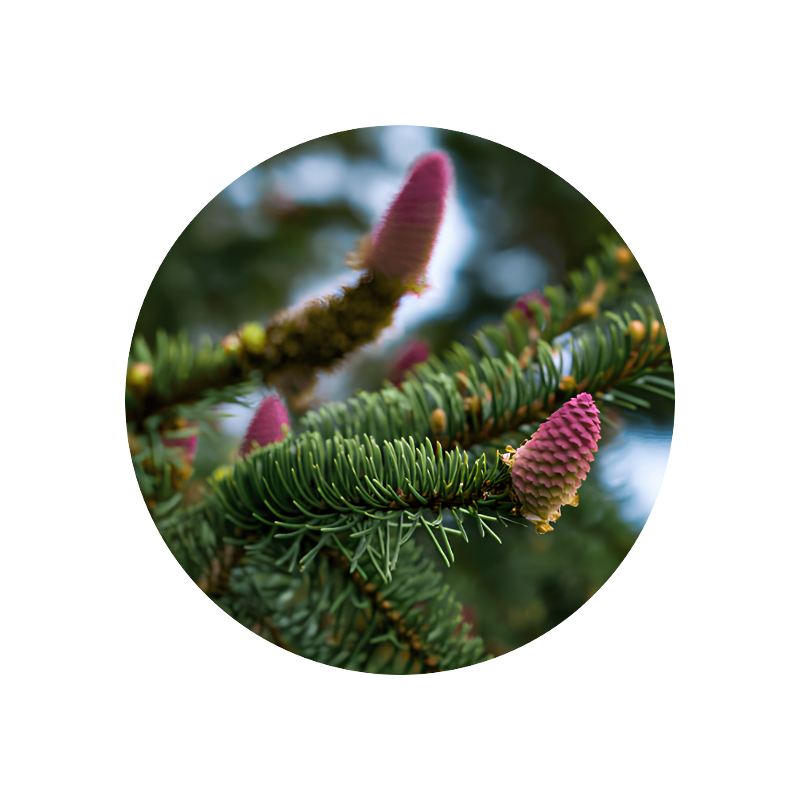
[239,396,291,457]
[509,392,601,533]
[366,151,452,291]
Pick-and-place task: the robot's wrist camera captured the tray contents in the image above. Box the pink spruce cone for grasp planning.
[459,604,478,640]
[387,339,430,386]
[239,396,291,457]
[513,289,550,323]
[366,151,452,291]
[509,392,601,533]
[163,433,198,459]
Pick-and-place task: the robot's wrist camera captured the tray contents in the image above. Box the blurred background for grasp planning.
[134,125,673,656]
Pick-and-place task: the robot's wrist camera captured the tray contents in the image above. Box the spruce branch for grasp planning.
[299,306,671,451]
[210,395,603,583]
[476,236,645,364]
[212,431,523,579]
[132,146,670,672]
[127,152,454,425]
[190,509,490,673]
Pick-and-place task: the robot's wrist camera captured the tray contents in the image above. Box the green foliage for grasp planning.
[126,273,412,423]
[301,304,672,450]
[219,537,489,673]
[128,131,674,671]
[213,432,522,580]
[126,329,254,425]
[157,500,219,581]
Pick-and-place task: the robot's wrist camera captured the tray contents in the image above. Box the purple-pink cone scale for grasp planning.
[239,396,290,457]
[368,151,452,288]
[511,393,601,532]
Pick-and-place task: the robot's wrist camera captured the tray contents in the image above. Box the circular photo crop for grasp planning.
[126,126,674,673]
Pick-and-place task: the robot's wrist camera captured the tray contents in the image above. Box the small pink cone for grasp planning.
[387,339,430,386]
[513,289,550,323]
[509,393,601,533]
[239,396,291,457]
[163,433,198,460]
[367,151,452,290]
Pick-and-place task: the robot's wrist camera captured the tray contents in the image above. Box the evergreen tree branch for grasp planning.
[224,539,489,672]
[157,502,489,672]
[212,432,523,579]
[126,235,645,429]
[300,305,671,451]
[126,272,411,426]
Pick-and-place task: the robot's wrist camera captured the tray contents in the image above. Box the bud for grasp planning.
[239,395,291,457]
[127,362,153,393]
[614,246,633,266]
[508,393,601,533]
[576,298,600,320]
[558,375,577,393]
[429,408,447,435]
[651,320,662,340]
[366,151,452,291]
[388,339,430,386]
[240,323,266,355]
[220,333,241,355]
[212,464,233,482]
[628,319,646,346]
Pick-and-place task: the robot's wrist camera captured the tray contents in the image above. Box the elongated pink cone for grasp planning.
[387,339,430,385]
[367,151,452,290]
[509,393,601,533]
[239,396,291,457]
[459,604,478,640]
[163,420,198,462]
[164,433,198,460]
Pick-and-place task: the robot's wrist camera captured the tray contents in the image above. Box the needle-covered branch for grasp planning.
[127,152,453,425]
[220,539,490,673]
[213,432,523,581]
[300,305,671,451]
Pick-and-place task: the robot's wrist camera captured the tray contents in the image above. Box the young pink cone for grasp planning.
[512,289,550,323]
[163,432,198,460]
[366,151,452,291]
[508,392,601,534]
[239,396,291,457]
[387,339,430,386]
[459,604,478,640]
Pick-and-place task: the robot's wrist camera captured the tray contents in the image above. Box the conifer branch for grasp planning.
[135,147,670,672]
[299,306,671,451]
[220,537,489,672]
[212,432,522,578]
[127,152,454,425]
[126,272,411,425]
